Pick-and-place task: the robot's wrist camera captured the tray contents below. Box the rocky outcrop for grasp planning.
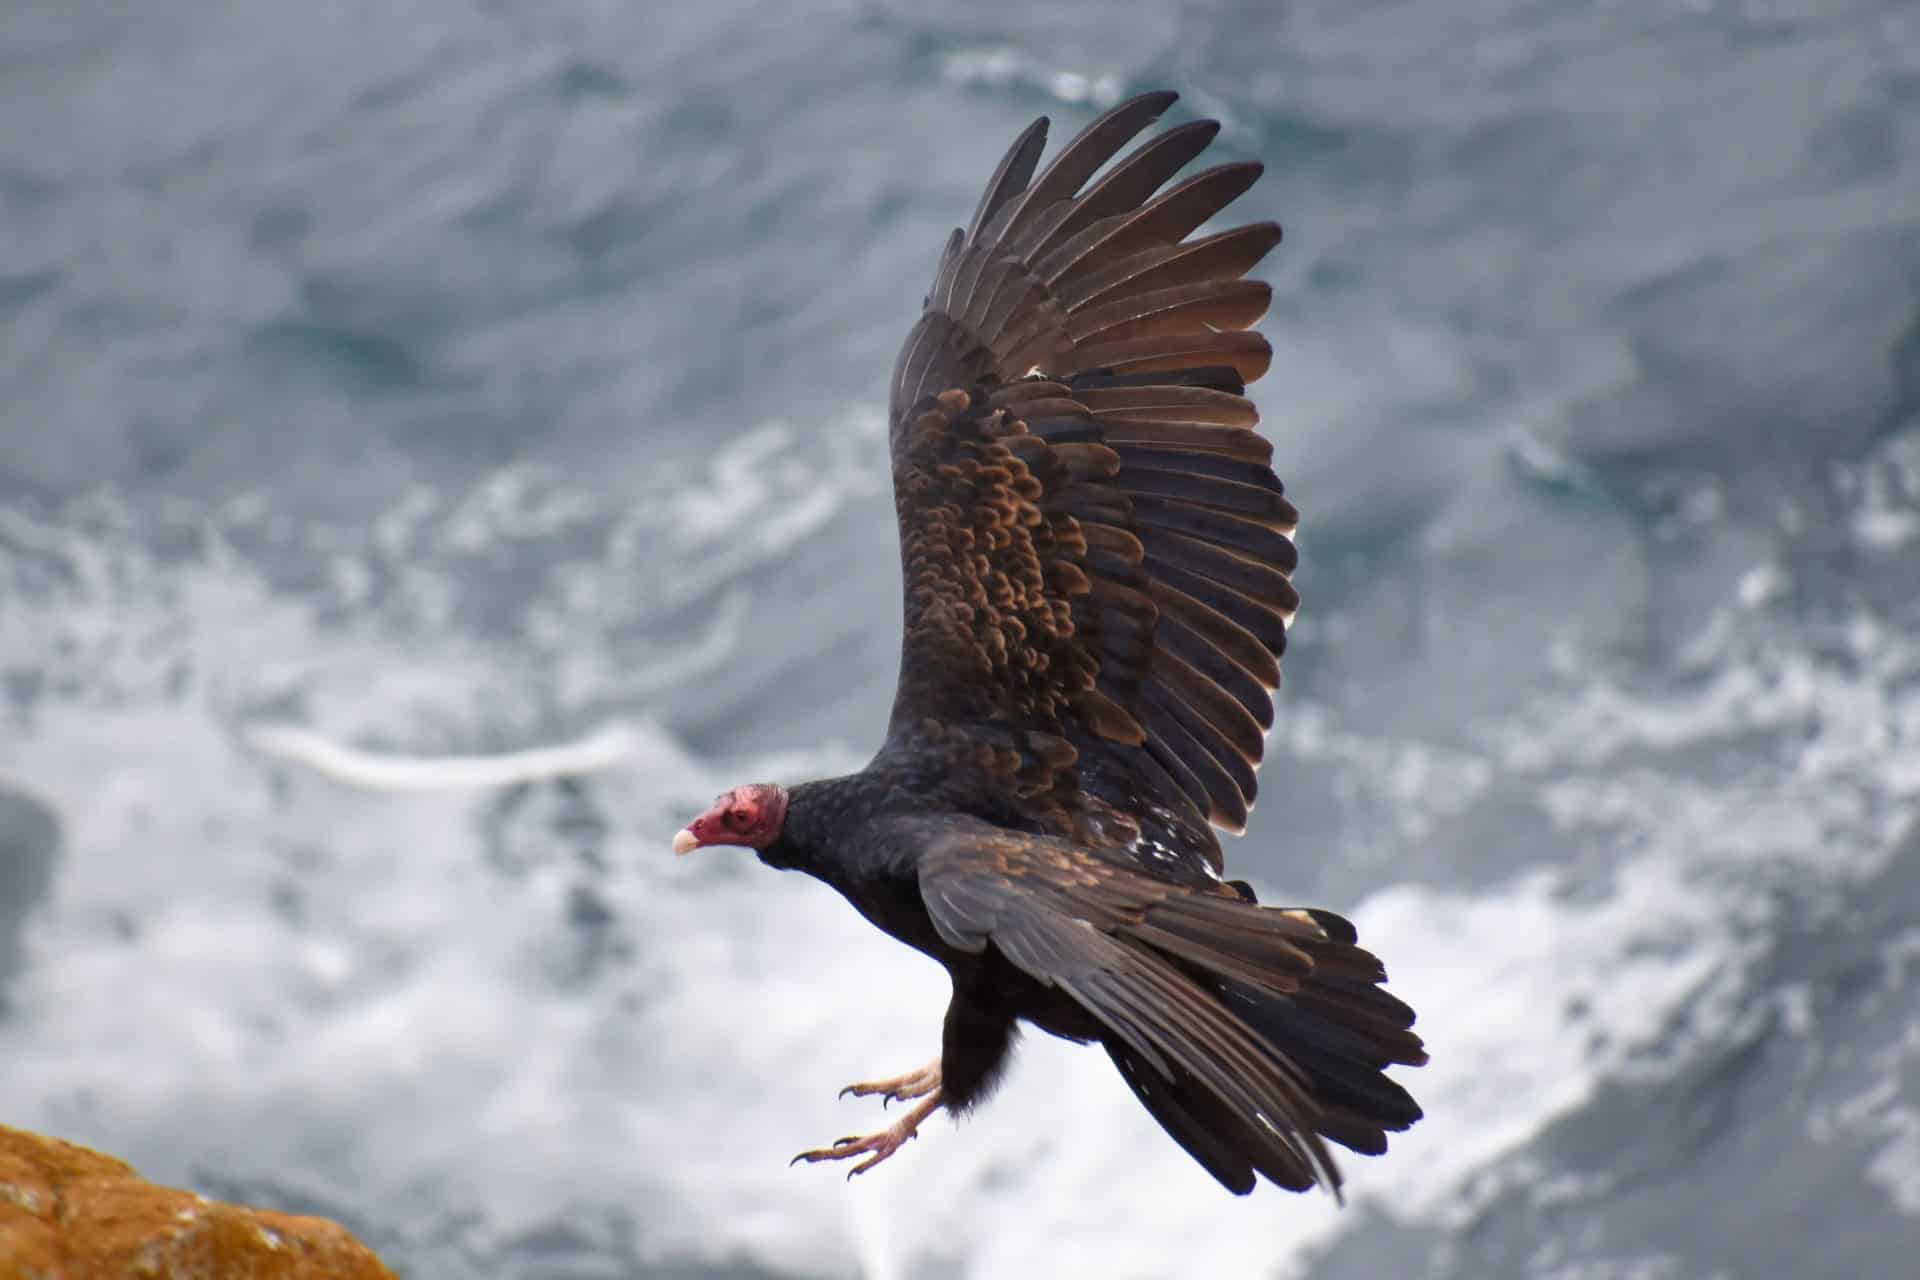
[0,1125,394,1279]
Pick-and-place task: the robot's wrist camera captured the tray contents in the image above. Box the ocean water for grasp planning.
[4,1,1920,1276]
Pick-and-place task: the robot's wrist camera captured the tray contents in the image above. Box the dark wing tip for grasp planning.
[1102,89,1182,128]
[967,115,1051,245]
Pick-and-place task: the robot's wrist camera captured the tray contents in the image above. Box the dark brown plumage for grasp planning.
[673,90,1425,1196]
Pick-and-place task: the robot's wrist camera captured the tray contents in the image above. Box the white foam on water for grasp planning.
[243,721,642,790]
[3,446,1917,1279]
[1806,924,1920,1216]
[939,48,1125,112]
[1840,430,1920,552]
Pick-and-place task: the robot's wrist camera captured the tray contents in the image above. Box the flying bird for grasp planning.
[673,90,1426,1197]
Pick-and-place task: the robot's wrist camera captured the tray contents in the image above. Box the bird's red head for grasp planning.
[672,783,789,855]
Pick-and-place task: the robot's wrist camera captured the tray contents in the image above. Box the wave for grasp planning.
[3,428,1915,1277]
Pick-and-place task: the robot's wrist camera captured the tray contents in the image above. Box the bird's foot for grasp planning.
[791,1091,944,1178]
[836,1057,943,1109]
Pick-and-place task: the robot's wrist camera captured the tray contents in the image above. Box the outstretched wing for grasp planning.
[914,821,1426,1196]
[882,93,1296,875]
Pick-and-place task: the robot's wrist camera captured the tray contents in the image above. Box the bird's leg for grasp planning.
[791,1089,945,1178]
[836,1056,943,1108]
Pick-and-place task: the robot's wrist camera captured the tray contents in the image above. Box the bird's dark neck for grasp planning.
[757,767,959,964]
[756,772,904,880]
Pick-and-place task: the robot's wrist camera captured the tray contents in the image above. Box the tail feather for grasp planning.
[917,827,1423,1198]
[1314,1104,1395,1157]
[1112,895,1426,1191]
[1289,981,1429,1061]
[1108,1042,1260,1195]
[1107,1040,1322,1196]
[1314,971,1419,1025]
[1222,979,1426,1144]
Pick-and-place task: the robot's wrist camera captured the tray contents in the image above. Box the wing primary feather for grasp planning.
[1119,468,1295,524]
[1150,579,1281,689]
[1130,494,1298,569]
[1144,526,1299,598]
[1068,330,1274,384]
[1153,610,1276,727]
[1101,421,1274,462]
[1040,163,1265,289]
[1111,445,1283,493]
[1069,365,1248,395]
[986,91,1182,246]
[968,116,1050,246]
[1069,279,1273,345]
[1076,383,1259,425]
[1143,696,1249,832]
[1016,120,1222,260]
[1060,222,1284,311]
[1151,646,1267,764]
[1143,554,1293,649]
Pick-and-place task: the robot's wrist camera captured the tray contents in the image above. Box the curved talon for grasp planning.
[834,1058,943,1111]
[790,1090,944,1179]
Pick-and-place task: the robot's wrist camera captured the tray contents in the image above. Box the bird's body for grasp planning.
[758,776,1110,1096]
[674,91,1426,1196]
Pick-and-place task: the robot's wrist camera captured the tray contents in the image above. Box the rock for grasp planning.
[0,1125,394,1279]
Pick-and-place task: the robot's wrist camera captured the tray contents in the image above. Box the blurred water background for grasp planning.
[5,1,1920,1276]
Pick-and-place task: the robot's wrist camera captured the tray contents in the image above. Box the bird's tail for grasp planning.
[1106,900,1426,1198]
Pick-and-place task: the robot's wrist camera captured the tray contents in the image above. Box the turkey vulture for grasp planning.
[672,90,1426,1197]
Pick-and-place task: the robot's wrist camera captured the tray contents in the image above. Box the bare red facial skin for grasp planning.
[672,783,787,854]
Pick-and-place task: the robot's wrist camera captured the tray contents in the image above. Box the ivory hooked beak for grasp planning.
[671,828,699,856]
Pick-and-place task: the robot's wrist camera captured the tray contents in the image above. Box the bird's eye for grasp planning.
[727,806,750,829]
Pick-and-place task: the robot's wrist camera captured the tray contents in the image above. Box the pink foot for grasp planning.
[836,1057,943,1109]
[791,1091,944,1178]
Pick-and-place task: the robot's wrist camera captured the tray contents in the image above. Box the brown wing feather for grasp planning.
[915,823,1426,1196]
[885,92,1294,872]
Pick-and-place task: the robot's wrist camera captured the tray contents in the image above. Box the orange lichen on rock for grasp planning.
[0,1124,395,1280]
